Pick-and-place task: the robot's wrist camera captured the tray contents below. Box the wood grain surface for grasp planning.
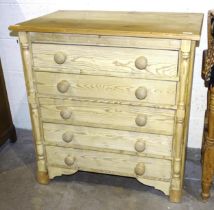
[43,123,172,158]
[9,10,203,40]
[14,11,203,201]
[32,43,179,80]
[45,145,172,180]
[35,71,177,106]
[39,97,175,135]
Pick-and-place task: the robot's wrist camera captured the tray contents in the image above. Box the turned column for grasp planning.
[170,40,191,203]
[19,32,49,184]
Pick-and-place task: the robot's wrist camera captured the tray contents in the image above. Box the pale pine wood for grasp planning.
[39,97,175,136]
[30,32,181,50]
[35,71,177,107]
[180,41,196,195]
[18,32,49,184]
[43,123,173,158]
[9,10,203,40]
[11,11,202,201]
[45,145,172,181]
[47,165,171,195]
[170,40,192,203]
[32,43,179,81]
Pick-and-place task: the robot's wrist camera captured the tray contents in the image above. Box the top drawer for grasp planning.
[32,43,178,80]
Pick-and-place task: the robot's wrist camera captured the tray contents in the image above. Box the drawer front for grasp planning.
[45,146,172,180]
[39,98,175,135]
[35,72,177,106]
[43,123,172,157]
[32,43,178,80]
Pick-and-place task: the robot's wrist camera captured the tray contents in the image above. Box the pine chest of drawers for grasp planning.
[9,10,203,202]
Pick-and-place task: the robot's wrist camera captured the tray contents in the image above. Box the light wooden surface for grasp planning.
[30,32,182,50]
[9,10,203,40]
[170,40,192,202]
[45,146,172,180]
[35,72,177,106]
[11,11,203,202]
[47,164,171,195]
[43,123,172,158]
[39,97,175,136]
[180,41,196,199]
[18,32,49,184]
[32,43,178,81]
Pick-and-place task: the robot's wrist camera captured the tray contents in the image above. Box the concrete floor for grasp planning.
[0,129,214,210]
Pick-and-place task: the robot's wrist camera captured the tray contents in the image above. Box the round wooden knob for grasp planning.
[64,155,75,166]
[135,56,148,70]
[135,87,147,100]
[60,109,72,120]
[54,52,67,64]
[57,80,70,93]
[135,140,145,152]
[135,115,147,127]
[62,132,73,143]
[135,163,145,176]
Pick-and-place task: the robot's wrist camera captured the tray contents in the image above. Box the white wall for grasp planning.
[0,0,212,148]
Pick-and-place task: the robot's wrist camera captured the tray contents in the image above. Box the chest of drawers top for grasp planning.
[9,10,203,40]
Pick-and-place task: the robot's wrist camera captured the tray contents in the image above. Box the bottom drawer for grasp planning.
[45,146,172,181]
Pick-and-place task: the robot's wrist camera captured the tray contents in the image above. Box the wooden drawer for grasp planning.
[39,98,175,135]
[35,72,177,106]
[32,43,178,80]
[45,146,172,181]
[43,123,172,157]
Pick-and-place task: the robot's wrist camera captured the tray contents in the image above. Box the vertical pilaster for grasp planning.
[170,40,191,202]
[18,32,49,184]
